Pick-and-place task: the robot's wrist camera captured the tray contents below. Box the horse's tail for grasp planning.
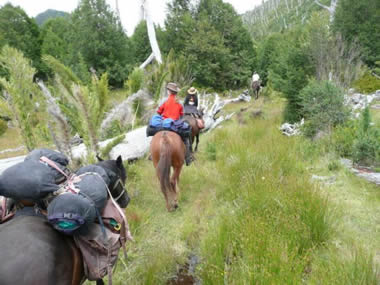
[157,132,172,194]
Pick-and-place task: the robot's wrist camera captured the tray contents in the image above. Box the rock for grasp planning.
[311,174,336,184]
[371,104,380,110]
[340,158,380,185]
[280,118,304,136]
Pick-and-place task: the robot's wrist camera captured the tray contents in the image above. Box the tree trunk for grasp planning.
[140,0,162,66]
[314,0,338,23]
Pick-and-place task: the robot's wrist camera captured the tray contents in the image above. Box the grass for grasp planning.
[105,96,378,284]
[0,127,26,159]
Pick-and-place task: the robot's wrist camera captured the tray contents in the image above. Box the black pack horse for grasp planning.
[0,155,129,285]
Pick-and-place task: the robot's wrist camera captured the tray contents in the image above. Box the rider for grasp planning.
[252,71,260,84]
[157,82,192,166]
[183,87,199,116]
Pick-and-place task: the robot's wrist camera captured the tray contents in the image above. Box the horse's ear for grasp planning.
[96,154,104,162]
[116,155,123,167]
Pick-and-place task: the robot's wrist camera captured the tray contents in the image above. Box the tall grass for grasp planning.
[108,98,378,284]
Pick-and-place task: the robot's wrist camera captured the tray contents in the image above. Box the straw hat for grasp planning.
[187,87,197,95]
[166,82,180,93]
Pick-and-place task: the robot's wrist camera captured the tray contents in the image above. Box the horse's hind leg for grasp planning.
[171,165,182,194]
[195,134,199,152]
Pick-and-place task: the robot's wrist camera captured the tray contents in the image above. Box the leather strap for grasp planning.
[66,237,84,285]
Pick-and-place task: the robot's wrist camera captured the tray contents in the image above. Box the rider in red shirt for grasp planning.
[157,82,192,166]
[157,83,183,120]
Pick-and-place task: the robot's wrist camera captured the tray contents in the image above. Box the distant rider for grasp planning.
[183,87,199,116]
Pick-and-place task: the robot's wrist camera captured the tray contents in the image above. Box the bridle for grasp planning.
[111,178,126,203]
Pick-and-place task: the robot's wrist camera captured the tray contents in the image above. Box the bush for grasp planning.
[125,67,144,95]
[353,72,380,94]
[0,119,7,136]
[332,121,357,157]
[352,107,380,166]
[300,80,349,137]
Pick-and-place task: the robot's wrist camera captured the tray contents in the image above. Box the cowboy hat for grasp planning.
[187,87,197,95]
[166,82,180,93]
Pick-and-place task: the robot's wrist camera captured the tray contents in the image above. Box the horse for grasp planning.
[251,80,261,100]
[150,131,185,212]
[0,155,129,285]
[183,106,205,153]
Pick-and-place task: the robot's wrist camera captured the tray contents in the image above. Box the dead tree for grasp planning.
[314,0,338,23]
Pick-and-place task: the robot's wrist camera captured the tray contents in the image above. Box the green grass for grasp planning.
[105,96,378,284]
[0,127,26,159]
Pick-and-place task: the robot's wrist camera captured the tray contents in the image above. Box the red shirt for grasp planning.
[157,94,183,120]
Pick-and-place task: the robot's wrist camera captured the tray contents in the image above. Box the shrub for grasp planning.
[300,80,349,137]
[352,107,380,166]
[332,121,357,157]
[0,119,7,136]
[353,72,380,94]
[125,67,144,95]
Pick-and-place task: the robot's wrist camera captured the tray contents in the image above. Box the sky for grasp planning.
[0,0,262,36]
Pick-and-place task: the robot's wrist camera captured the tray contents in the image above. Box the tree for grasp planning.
[40,17,73,65]
[129,21,151,65]
[270,28,315,122]
[185,19,229,89]
[164,0,255,89]
[333,0,380,67]
[0,46,42,150]
[71,0,131,87]
[0,4,42,74]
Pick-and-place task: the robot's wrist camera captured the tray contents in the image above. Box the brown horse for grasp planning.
[150,131,185,211]
[251,80,261,100]
[183,113,204,153]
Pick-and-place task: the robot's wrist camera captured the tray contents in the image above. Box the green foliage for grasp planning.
[99,134,125,159]
[205,141,216,161]
[125,67,144,95]
[333,0,380,67]
[164,0,255,90]
[129,21,151,65]
[40,17,73,65]
[332,121,357,157]
[0,4,43,75]
[71,0,131,87]
[0,119,7,136]
[102,119,128,139]
[300,80,349,137]
[44,55,110,158]
[0,46,43,150]
[270,28,315,122]
[352,107,380,166]
[256,33,283,86]
[328,160,341,171]
[353,72,380,94]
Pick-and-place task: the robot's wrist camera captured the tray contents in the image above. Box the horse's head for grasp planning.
[95,155,130,208]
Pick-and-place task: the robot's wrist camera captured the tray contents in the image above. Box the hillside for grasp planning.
[34,9,69,26]
[242,0,326,40]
